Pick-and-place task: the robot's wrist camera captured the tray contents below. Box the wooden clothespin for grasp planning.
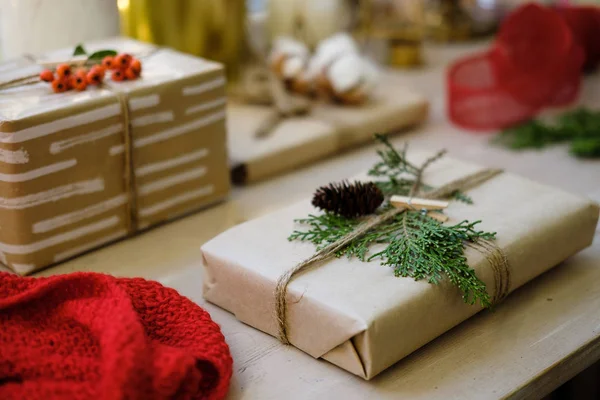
[389,196,449,210]
[390,195,450,222]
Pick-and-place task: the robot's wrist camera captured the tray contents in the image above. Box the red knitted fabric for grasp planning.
[0,272,232,400]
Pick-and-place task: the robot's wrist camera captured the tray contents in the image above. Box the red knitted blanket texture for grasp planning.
[0,272,232,400]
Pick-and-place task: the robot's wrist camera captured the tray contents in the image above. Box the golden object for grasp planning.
[388,37,422,67]
[119,0,246,81]
[361,0,424,68]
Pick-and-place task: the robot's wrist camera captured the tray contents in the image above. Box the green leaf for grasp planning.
[87,49,118,61]
[73,44,87,56]
[570,137,600,158]
[493,108,600,159]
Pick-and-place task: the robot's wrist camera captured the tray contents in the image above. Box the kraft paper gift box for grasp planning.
[228,72,429,184]
[201,151,599,380]
[0,38,229,275]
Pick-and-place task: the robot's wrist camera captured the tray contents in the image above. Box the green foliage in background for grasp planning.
[494,108,600,158]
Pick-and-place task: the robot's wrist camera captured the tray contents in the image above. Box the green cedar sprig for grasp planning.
[289,209,494,307]
[288,135,495,307]
[493,108,600,158]
[368,134,472,203]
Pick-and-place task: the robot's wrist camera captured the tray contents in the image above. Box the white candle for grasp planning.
[0,0,120,60]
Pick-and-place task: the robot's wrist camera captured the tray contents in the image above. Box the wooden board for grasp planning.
[228,74,428,184]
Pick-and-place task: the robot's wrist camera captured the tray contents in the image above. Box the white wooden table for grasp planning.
[33,43,600,399]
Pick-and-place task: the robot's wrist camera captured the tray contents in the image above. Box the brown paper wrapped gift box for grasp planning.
[0,38,229,275]
[201,151,599,380]
[228,73,428,184]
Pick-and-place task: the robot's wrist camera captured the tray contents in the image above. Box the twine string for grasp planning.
[465,239,511,303]
[115,92,137,235]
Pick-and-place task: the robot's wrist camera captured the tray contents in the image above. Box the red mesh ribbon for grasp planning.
[448,3,597,131]
[558,6,600,72]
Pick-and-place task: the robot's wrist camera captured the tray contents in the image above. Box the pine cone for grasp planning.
[312,181,384,218]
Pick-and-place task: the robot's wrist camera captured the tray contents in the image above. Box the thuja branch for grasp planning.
[289,135,495,307]
[494,108,600,158]
[368,135,472,202]
[289,210,494,307]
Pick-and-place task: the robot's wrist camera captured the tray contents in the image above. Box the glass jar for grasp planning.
[119,0,246,81]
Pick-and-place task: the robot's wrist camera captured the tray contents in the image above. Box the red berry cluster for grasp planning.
[102,53,142,82]
[40,64,105,93]
[39,53,142,93]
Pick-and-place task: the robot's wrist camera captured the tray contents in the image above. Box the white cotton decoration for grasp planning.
[315,33,358,59]
[327,53,364,94]
[323,54,380,104]
[309,32,359,76]
[269,37,310,81]
[267,31,378,102]
[281,56,306,80]
[328,54,380,98]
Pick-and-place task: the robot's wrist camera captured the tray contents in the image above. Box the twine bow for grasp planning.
[274,159,510,345]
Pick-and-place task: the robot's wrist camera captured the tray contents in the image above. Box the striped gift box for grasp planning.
[0,38,230,274]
